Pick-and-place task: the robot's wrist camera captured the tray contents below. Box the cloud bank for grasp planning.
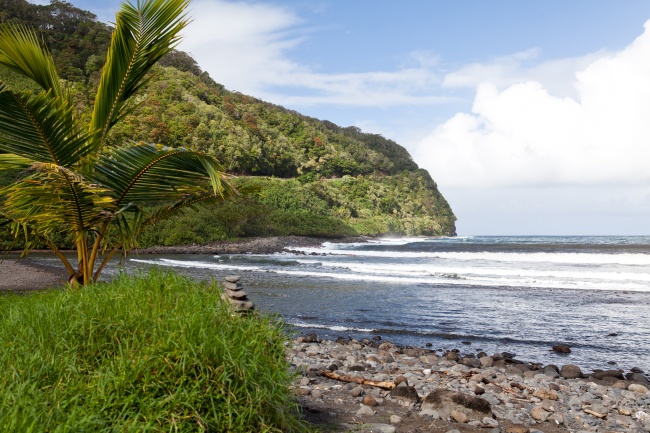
[417,20,650,189]
[180,0,450,108]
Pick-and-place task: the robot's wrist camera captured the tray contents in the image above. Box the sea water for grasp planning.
[40,236,650,372]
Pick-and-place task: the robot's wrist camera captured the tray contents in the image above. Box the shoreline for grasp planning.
[290,334,650,433]
[0,255,68,292]
[1,248,649,431]
[134,235,374,255]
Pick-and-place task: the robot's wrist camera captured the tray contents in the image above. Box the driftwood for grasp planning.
[583,408,607,419]
[320,371,396,389]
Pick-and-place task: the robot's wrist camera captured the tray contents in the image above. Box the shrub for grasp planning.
[0,270,308,432]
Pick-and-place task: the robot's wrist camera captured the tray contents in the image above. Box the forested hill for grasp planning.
[0,0,456,245]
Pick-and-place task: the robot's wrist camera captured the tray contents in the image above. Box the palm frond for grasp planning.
[90,143,237,206]
[0,24,63,98]
[0,153,34,170]
[0,84,91,167]
[1,164,115,236]
[89,0,189,151]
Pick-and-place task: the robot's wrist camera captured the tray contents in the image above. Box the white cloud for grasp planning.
[417,20,650,189]
[180,0,449,108]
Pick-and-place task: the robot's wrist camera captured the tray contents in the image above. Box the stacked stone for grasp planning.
[221,275,254,312]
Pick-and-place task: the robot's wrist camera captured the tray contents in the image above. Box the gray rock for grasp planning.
[627,373,650,385]
[389,415,401,424]
[356,404,375,417]
[560,364,582,379]
[590,369,624,380]
[482,417,499,427]
[480,356,495,367]
[460,357,482,368]
[224,275,240,283]
[351,386,364,397]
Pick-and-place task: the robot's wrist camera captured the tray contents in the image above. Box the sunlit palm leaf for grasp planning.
[91,143,236,205]
[0,85,91,167]
[90,0,189,150]
[1,164,114,236]
[0,154,34,170]
[0,24,63,98]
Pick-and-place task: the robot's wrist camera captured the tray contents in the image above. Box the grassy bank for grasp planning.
[0,270,308,432]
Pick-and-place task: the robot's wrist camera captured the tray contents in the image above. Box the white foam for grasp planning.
[289,248,650,266]
[130,258,260,271]
[290,259,650,282]
[288,320,375,333]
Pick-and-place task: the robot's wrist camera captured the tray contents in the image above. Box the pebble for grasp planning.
[289,336,650,433]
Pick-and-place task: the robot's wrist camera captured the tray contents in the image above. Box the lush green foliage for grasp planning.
[0,0,236,284]
[0,270,307,432]
[138,173,456,246]
[0,0,456,252]
[0,0,112,83]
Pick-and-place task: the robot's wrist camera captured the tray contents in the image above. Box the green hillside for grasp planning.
[0,0,455,249]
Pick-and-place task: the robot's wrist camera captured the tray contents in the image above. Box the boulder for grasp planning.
[552,344,571,353]
[460,357,481,368]
[479,356,494,367]
[626,372,650,384]
[590,369,624,380]
[560,364,582,379]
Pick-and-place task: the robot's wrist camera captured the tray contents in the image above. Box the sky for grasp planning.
[31,0,650,235]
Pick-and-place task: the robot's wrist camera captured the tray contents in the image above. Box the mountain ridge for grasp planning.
[0,0,456,247]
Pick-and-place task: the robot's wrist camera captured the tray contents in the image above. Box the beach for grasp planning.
[0,256,68,292]
[4,236,650,432]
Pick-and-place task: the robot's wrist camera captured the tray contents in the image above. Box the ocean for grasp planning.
[41,236,650,373]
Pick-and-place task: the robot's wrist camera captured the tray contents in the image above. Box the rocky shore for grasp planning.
[136,235,371,255]
[289,334,650,433]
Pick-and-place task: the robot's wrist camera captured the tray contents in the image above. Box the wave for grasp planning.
[290,259,650,282]
[130,258,261,271]
[130,257,650,291]
[287,320,375,333]
[289,248,650,266]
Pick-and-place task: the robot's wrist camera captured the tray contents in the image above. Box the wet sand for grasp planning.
[0,256,68,291]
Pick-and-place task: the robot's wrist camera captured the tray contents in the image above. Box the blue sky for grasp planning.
[32,0,650,235]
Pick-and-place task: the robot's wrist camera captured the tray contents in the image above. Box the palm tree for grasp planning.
[0,0,236,286]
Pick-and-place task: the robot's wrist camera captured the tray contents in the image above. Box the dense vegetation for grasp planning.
[0,0,456,250]
[0,270,307,432]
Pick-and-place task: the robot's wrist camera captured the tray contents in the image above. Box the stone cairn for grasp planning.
[221,275,254,313]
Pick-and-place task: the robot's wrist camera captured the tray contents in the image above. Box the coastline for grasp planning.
[4,238,650,432]
[135,235,374,255]
[290,335,650,433]
[0,235,367,291]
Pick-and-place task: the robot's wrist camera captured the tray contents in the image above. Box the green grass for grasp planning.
[0,270,308,432]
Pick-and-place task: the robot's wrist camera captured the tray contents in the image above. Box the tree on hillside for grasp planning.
[0,0,237,286]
